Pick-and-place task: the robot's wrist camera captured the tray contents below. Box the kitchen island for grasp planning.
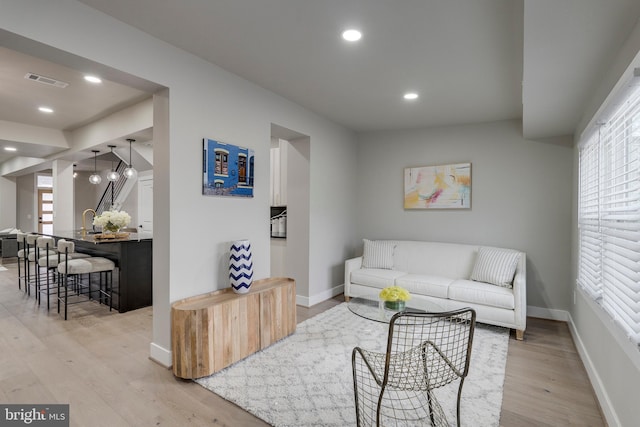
[47,230,152,313]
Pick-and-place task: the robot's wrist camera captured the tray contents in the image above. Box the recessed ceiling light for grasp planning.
[403,92,419,100]
[84,75,102,84]
[4,147,17,152]
[342,29,362,42]
[38,106,54,113]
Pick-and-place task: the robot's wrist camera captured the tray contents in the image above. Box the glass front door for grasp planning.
[38,189,53,235]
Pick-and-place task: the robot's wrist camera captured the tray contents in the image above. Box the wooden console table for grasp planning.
[171,277,296,379]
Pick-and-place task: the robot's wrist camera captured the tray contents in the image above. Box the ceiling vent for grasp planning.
[24,72,69,88]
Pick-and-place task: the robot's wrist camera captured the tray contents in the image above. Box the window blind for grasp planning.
[578,82,640,347]
[578,132,601,300]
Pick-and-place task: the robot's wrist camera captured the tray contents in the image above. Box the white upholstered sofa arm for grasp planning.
[512,253,527,337]
[344,256,363,299]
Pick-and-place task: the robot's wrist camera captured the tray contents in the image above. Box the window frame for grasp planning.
[577,84,640,349]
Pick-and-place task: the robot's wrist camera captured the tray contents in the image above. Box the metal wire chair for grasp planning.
[352,308,476,426]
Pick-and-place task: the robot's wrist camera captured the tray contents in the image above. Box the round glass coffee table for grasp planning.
[347,296,444,323]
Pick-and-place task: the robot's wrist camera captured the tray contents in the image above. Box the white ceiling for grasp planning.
[79,0,525,133]
[0,47,149,131]
[76,0,640,138]
[0,33,157,167]
[2,0,640,168]
[522,0,640,139]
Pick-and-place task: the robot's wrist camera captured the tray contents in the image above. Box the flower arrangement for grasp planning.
[93,209,131,233]
[379,286,411,312]
[379,286,411,302]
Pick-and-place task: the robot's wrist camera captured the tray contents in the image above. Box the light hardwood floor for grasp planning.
[0,261,605,426]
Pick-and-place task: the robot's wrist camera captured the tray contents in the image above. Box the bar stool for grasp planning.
[56,240,116,320]
[16,232,39,292]
[27,235,56,297]
[34,236,56,307]
[35,237,90,310]
[16,233,43,295]
[15,231,29,291]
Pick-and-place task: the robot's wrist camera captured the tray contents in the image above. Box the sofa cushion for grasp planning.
[362,239,395,269]
[393,241,478,279]
[470,247,521,288]
[448,279,515,310]
[351,268,407,289]
[395,274,453,299]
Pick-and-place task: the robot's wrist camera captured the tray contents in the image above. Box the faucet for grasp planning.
[81,208,96,237]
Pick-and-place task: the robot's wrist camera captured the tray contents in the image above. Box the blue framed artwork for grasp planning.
[203,138,255,197]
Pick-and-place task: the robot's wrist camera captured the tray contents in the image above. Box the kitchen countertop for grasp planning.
[48,230,153,244]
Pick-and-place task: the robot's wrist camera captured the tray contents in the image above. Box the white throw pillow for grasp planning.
[470,247,521,288]
[361,239,395,269]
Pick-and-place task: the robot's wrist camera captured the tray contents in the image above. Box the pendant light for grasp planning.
[123,138,138,179]
[106,145,120,182]
[88,150,102,184]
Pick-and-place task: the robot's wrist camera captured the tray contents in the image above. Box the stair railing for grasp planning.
[95,160,128,215]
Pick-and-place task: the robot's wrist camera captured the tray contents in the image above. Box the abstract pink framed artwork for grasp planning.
[404,163,471,209]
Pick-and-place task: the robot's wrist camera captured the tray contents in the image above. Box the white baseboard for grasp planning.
[527,305,570,321]
[296,284,344,308]
[296,295,310,307]
[149,342,172,368]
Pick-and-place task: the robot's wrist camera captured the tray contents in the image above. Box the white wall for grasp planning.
[119,181,138,227]
[1,0,358,364]
[16,174,35,232]
[52,160,74,232]
[285,137,310,301]
[74,171,97,230]
[355,120,574,311]
[571,290,639,427]
[270,238,286,277]
[0,176,16,229]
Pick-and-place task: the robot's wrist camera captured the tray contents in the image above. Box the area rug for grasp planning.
[196,303,509,426]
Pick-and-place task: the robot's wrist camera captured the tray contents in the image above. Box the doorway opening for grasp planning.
[270,124,311,303]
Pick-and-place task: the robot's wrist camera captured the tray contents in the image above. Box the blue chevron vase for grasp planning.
[229,239,254,294]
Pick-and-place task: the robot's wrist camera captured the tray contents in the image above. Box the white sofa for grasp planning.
[344,240,526,339]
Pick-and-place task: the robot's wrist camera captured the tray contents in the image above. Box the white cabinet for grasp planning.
[270,139,288,206]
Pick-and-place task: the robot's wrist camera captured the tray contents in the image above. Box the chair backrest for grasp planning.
[15,231,27,251]
[384,308,476,391]
[56,239,75,255]
[36,236,54,249]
